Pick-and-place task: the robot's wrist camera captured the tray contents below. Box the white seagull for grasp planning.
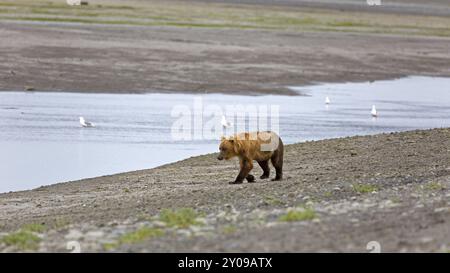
[66,0,82,6]
[221,115,232,129]
[371,105,378,117]
[79,117,95,128]
[325,96,331,105]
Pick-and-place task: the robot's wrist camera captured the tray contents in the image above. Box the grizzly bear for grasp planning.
[217,131,284,184]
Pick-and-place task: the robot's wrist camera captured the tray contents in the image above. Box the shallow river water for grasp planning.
[1,76,449,192]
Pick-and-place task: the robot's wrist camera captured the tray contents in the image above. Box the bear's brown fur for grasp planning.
[217,131,284,184]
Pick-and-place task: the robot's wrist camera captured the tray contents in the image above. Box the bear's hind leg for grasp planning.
[270,151,283,181]
[246,174,256,183]
[257,160,270,179]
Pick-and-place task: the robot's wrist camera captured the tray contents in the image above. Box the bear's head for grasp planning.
[217,136,239,160]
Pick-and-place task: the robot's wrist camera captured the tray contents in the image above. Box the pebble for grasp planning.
[419,237,434,244]
[266,222,280,228]
[151,221,167,228]
[65,229,84,240]
[189,226,203,234]
[85,230,104,239]
[177,230,192,237]
[434,207,448,213]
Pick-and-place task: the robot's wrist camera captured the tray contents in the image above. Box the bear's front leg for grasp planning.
[230,158,253,184]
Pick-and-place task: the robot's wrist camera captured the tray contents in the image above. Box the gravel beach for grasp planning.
[1,128,450,252]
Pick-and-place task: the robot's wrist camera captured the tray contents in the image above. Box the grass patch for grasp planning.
[103,227,164,250]
[279,208,316,222]
[51,218,71,230]
[0,16,261,29]
[163,22,259,29]
[248,15,318,27]
[327,21,369,27]
[323,191,333,198]
[159,208,202,229]
[352,183,378,194]
[0,222,47,250]
[0,16,138,25]
[222,225,237,235]
[424,182,446,191]
[263,195,285,206]
[118,227,164,245]
[0,230,41,251]
[22,223,46,233]
[104,5,136,11]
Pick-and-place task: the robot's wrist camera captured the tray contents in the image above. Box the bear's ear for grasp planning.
[221,135,226,141]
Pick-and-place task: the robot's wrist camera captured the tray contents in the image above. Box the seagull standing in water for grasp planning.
[79,117,95,128]
[371,105,378,117]
[221,115,232,129]
[325,96,331,105]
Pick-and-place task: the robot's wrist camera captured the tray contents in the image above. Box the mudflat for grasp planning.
[0,0,449,95]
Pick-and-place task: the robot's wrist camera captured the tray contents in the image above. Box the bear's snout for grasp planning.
[217,155,224,160]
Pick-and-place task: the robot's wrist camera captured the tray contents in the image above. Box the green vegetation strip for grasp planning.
[0,223,46,251]
[104,208,203,250]
[279,208,316,222]
[0,0,448,37]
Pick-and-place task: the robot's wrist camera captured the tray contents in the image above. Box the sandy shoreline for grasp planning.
[1,128,450,252]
